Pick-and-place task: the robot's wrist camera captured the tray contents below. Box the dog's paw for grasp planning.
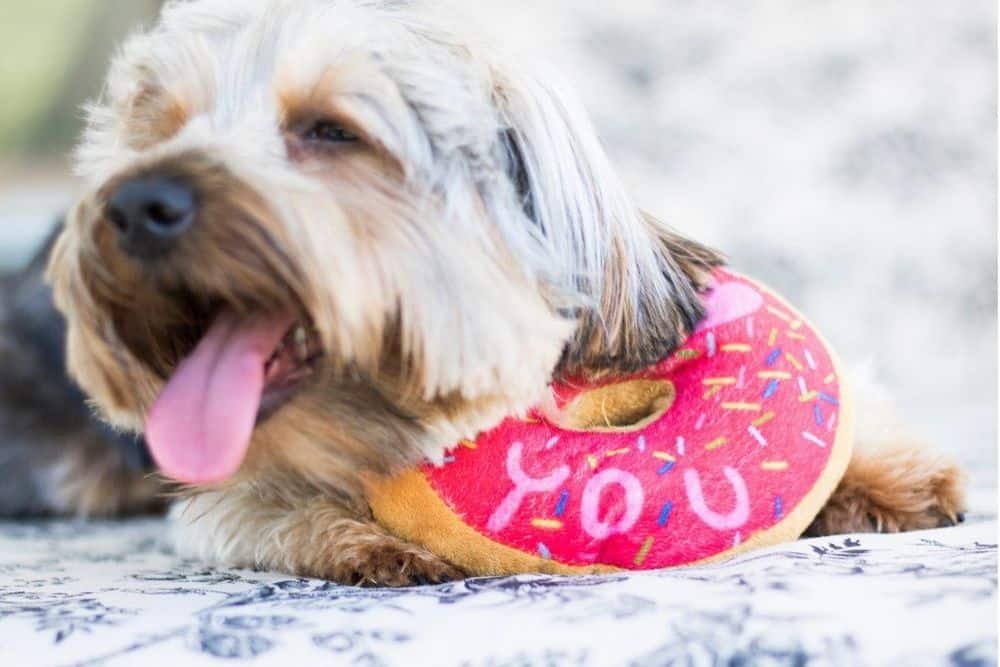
[349,546,464,588]
[807,443,967,537]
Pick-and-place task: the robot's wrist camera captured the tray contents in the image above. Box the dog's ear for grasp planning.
[493,71,724,376]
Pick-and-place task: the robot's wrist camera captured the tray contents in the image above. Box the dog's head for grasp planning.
[49,0,721,488]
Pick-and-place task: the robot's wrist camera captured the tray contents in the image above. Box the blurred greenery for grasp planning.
[0,1,162,159]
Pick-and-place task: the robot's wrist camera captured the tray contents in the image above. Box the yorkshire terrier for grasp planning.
[41,0,964,585]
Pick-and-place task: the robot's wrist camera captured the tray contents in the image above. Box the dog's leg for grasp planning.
[805,370,967,537]
[172,490,463,586]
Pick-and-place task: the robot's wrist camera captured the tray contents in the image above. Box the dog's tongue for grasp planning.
[146,312,293,485]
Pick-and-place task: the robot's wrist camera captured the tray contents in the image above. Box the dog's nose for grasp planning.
[106,175,196,259]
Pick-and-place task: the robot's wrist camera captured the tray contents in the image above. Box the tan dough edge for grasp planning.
[367,471,621,576]
[367,272,854,576]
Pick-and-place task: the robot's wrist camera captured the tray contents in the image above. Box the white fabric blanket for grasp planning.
[0,516,994,666]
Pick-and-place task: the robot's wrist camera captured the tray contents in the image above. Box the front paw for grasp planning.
[350,547,464,588]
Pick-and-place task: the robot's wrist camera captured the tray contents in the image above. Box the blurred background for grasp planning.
[0,1,995,494]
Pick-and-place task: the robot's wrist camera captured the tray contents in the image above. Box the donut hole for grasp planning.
[553,379,676,432]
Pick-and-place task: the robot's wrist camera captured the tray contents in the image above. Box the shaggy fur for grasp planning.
[47,0,965,584]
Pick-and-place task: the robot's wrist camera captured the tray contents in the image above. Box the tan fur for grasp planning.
[48,0,965,585]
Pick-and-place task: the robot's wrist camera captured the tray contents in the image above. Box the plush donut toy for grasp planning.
[368,270,853,575]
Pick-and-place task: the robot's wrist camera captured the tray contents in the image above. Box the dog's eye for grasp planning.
[305,121,359,143]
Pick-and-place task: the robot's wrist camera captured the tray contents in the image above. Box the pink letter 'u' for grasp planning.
[487,442,570,533]
[683,466,751,531]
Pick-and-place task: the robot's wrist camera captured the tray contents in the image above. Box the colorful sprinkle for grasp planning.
[737,365,747,389]
[703,377,737,386]
[460,439,477,449]
[653,451,675,462]
[537,542,552,560]
[802,431,827,448]
[703,385,723,400]
[786,331,806,340]
[707,332,717,358]
[819,392,839,406]
[676,436,686,455]
[733,532,742,546]
[722,402,762,412]
[532,518,563,530]
[763,379,780,399]
[605,448,630,458]
[705,436,727,451]
[676,349,700,360]
[814,402,824,426]
[443,456,457,464]
[799,391,819,403]
[545,436,561,450]
[658,501,674,527]
[768,328,779,346]
[824,373,836,385]
[797,376,808,395]
[804,349,818,370]
[766,348,782,366]
[722,343,752,353]
[774,496,784,519]
[827,411,838,432]
[636,435,646,452]
[762,461,789,471]
[758,371,792,380]
[586,454,599,469]
[695,414,707,430]
[657,461,676,475]
[554,490,569,517]
[634,536,655,566]
[767,306,792,322]
[785,353,804,371]
[748,425,768,447]
[790,319,803,330]
[753,411,776,427]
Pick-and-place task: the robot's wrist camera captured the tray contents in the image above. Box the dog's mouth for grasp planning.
[144,309,322,486]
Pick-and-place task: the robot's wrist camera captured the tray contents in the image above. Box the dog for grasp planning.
[0,226,161,518]
[46,0,966,585]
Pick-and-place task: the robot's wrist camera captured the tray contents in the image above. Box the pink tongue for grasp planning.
[146,312,294,485]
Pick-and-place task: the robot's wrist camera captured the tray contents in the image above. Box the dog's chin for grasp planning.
[134,302,323,487]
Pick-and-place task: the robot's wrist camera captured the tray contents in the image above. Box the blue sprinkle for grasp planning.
[537,542,552,560]
[554,490,569,517]
[763,379,779,399]
[657,461,675,475]
[707,332,717,358]
[766,348,782,366]
[443,456,457,464]
[658,501,674,527]
[819,392,840,405]
[774,496,783,519]
[814,402,823,426]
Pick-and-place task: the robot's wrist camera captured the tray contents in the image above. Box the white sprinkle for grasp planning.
[733,532,742,547]
[802,432,827,448]
[636,435,646,452]
[545,436,560,450]
[804,349,818,370]
[827,411,838,432]
[707,332,717,358]
[676,436,686,456]
[695,413,706,430]
[748,425,767,447]
[798,376,808,396]
[737,365,747,389]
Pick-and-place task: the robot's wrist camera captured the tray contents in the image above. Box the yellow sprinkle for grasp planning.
[587,455,599,469]
[785,353,803,371]
[634,536,655,566]
[767,306,791,322]
[705,436,727,451]
[758,371,792,380]
[605,448,631,458]
[721,343,752,353]
[768,328,778,346]
[460,439,477,450]
[703,385,722,400]
[703,377,737,386]
[824,373,836,385]
[786,331,806,340]
[653,451,675,462]
[531,518,564,530]
[799,391,819,403]
[761,461,789,471]
[722,402,762,412]
[790,320,803,330]
[753,411,776,427]
[676,349,700,360]
[521,416,540,424]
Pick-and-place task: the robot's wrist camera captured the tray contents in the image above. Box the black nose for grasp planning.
[106,175,196,259]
